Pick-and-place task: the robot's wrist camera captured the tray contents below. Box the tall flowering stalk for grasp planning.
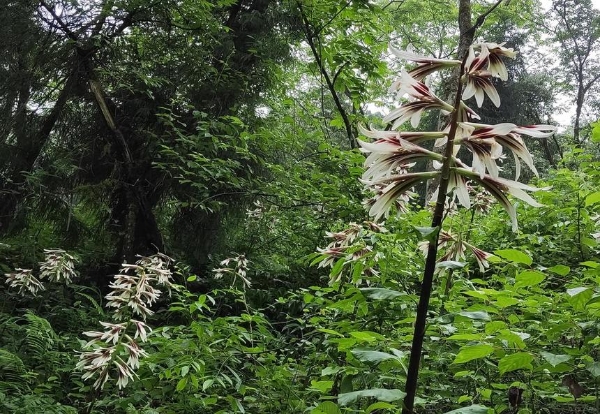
[355,41,554,412]
[76,253,173,390]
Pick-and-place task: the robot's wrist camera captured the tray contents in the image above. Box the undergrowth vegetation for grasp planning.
[1,150,600,413]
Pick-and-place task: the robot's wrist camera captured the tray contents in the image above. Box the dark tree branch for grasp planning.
[296,0,356,149]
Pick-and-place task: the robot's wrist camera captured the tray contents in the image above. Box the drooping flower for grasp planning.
[389,46,461,80]
[385,70,454,128]
[462,45,501,107]
[5,268,45,296]
[452,167,546,231]
[418,230,494,273]
[476,42,516,81]
[359,134,444,181]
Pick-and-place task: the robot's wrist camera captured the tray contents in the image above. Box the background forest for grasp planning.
[1,0,600,413]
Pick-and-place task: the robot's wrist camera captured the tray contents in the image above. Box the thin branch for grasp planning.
[297,1,356,149]
[40,1,79,41]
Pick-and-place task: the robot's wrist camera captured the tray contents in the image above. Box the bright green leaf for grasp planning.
[567,287,593,311]
[515,270,545,288]
[494,249,532,265]
[312,402,341,414]
[498,353,533,375]
[447,334,484,341]
[585,191,600,206]
[453,344,494,364]
[365,402,396,413]
[548,265,570,276]
[310,380,334,393]
[349,331,385,342]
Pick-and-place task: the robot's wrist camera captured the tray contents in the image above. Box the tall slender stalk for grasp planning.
[402,56,468,414]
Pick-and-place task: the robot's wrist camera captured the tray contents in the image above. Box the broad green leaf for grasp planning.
[540,351,571,367]
[437,260,466,269]
[447,334,483,341]
[365,402,396,413]
[413,226,440,243]
[585,191,600,206]
[566,286,589,296]
[349,331,385,342]
[494,249,532,265]
[485,321,507,334]
[498,353,533,375]
[566,287,593,311]
[443,404,489,413]
[515,270,545,288]
[458,311,491,321]
[586,362,600,378]
[310,380,334,393]
[176,377,188,391]
[351,349,401,363]
[312,401,341,414]
[361,287,404,300]
[494,296,520,308]
[592,121,600,143]
[321,366,342,376]
[453,344,494,364]
[338,388,406,406]
[548,265,570,276]
[580,261,599,268]
[202,379,214,391]
[318,328,344,337]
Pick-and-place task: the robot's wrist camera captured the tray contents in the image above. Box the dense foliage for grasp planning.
[1,0,600,413]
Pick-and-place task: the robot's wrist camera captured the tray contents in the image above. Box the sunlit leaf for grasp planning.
[514,270,545,288]
[338,388,406,406]
[498,353,533,375]
[540,352,571,367]
[453,344,494,364]
[311,401,342,414]
[442,404,490,413]
[494,249,532,265]
[585,191,600,206]
[458,311,491,321]
[547,265,570,276]
[349,331,385,342]
[361,288,405,300]
[351,349,402,363]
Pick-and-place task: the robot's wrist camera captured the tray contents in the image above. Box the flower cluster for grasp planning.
[77,253,173,390]
[39,248,77,283]
[360,43,556,230]
[418,230,493,273]
[314,221,387,284]
[5,268,45,296]
[213,254,251,289]
[5,248,77,296]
